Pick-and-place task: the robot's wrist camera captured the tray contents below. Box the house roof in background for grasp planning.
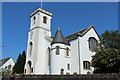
[0,57,11,67]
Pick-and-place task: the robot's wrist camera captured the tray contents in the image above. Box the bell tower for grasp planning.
[30,8,52,36]
[24,8,52,74]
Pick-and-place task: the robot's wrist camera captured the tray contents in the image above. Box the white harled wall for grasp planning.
[25,10,52,74]
[25,8,100,75]
[51,43,71,75]
[70,39,79,74]
[0,58,15,71]
[79,28,99,74]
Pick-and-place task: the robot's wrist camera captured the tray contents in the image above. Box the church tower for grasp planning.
[24,8,52,74]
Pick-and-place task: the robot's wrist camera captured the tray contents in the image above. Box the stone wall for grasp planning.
[2,73,120,80]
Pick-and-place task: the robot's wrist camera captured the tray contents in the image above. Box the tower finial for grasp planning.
[41,0,43,8]
[58,27,60,30]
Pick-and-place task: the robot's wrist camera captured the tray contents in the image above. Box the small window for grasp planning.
[43,16,47,24]
[67,63,70,70]
[66,47,70,57]
[56,46,60,55]
[83,61,90,70]
[31,68,33,73]
[8,65,12,70]
[33,16,36,24]
[88,37,98,51]
[25,69,26,73]
[5,66,7,69]
[60,68,64,74]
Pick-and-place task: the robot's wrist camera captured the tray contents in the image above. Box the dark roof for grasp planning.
[0,57,11,67]
[66,25,94,41]
[51,28,70,45]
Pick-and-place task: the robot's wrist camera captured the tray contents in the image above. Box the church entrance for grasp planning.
[60,68,64,75]
[27,61,32,74]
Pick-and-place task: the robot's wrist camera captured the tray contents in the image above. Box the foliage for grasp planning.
[12,51,26,74]
[0,70,11,76]
[91,30,120,73]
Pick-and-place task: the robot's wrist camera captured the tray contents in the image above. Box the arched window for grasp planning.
[24,69,26,73]
[67,63,70,70]
[43,16,47,24]
[31,68,33,73]
[29,42,33,56]
[46,47,50,66]
[60,68,64,74]
[66,47,70,57]
[8,65,12,70]
[5,66,7,69]
[83,61,90,70]
[33,16,36,24]
[56,46,60,55]
[88,37,98,51]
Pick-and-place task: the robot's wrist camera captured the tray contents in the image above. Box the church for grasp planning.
[24,8,100,75]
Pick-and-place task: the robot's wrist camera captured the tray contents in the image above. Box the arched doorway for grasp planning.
[27,61,32,74]
[60,68,64,75]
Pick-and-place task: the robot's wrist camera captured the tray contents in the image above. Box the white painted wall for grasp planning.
[0,58,15,71]
[79,28,99,74]
[25,9,52,75]
[51,43,71,75]
[70,39,79,74]
[25,8,100,75]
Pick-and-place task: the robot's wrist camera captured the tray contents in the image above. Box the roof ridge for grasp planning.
[66,25,93,41]
[0,57,11,61]
[66,25,93,38]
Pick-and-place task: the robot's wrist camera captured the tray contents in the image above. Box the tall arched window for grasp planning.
[56,46,60,55]
[29,42,33,56]
[88,37,98,51]
[66,47,70,57]
[67,63,70,70]
[33,16,36,24]
[43,16,47,24]
[46,47,50,66]
[83,61,90,70]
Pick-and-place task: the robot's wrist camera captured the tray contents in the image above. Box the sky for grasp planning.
[2,2,118,61]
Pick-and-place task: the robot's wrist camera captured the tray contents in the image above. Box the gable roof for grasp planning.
[66,25,99,41]
[0,57,11,67]
[45,25,99,42]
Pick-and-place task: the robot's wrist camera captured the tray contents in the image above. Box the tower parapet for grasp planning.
[31,8,52,17]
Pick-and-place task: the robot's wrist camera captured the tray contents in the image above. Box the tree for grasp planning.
[13,51,26,74]
[91,30,120,73]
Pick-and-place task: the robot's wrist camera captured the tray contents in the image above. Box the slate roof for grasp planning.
[66,25,94,41]
[0,57,11,67]
[47,25,99,42]
[51,28,70,45]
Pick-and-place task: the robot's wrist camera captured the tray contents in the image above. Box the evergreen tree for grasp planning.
[13,51,26,74]
[91,30,120,73]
